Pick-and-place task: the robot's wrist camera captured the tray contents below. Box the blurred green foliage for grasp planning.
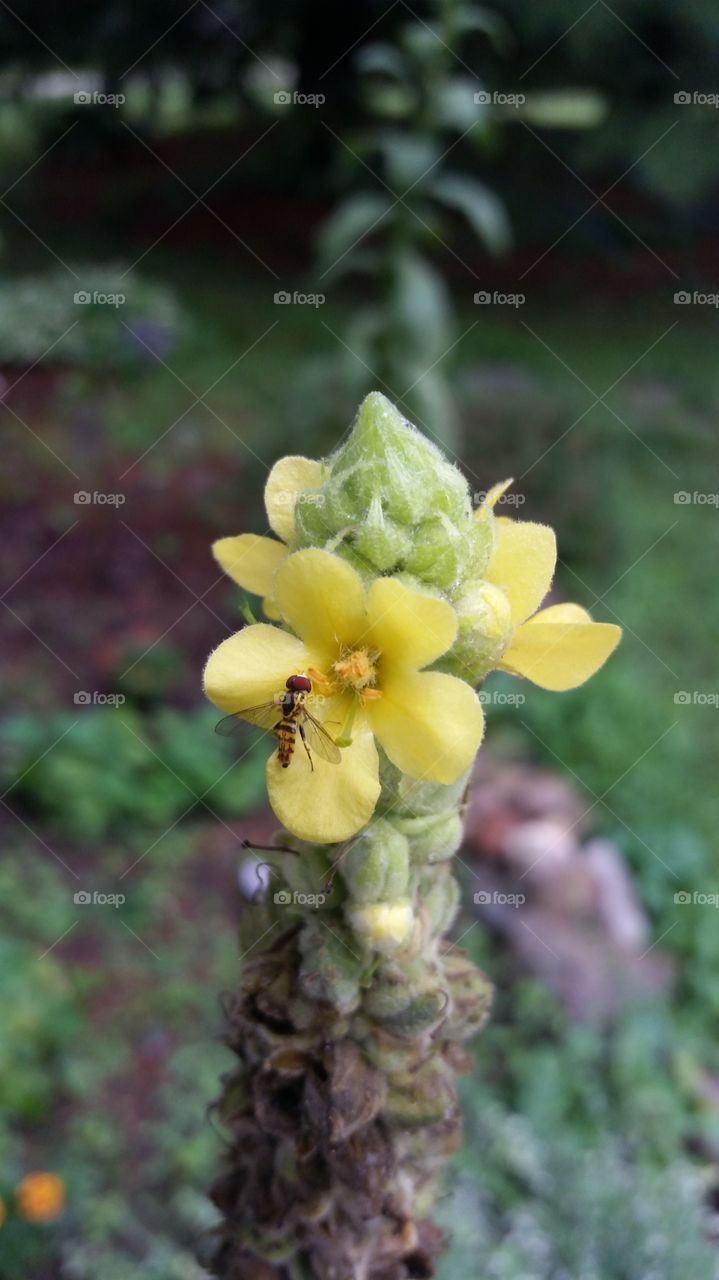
[0,267,187,372]
[2,707,266,839]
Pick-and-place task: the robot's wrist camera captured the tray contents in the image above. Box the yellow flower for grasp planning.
[204,548,484,844]
[482,510,621,690]
[348,900,415,953]
[212,455,324,619]
[16,1173,65,1224]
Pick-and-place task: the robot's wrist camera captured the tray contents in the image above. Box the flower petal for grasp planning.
[265,455,324,543]
[213,534,287,596]
[364,576,457,671]
[274,549,366,653]
[267,709,380,844]
[499,616,621,690]
[203,624,311,713]
[484,518,557,625]
[528,602,591,625]
[368,670,484,784]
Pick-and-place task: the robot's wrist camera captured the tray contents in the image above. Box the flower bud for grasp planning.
[437,580,513,683]
[340,820,410,904]
[348,899,415,954]
[298,917,364,1013]
[390,811,464,864]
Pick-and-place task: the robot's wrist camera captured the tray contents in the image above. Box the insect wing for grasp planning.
[215,701,281,737]
[300,710,342,764]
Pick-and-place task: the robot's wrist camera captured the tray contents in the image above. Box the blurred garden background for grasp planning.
[1,1,719,1276]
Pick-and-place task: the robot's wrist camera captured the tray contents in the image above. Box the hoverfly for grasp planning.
[215,674,341,772]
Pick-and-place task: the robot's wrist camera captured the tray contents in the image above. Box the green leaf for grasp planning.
[515,89,608,130]
[389,251,453,362]
[429,172,511,254]
[316,193,393,271]
[356,42,409,80]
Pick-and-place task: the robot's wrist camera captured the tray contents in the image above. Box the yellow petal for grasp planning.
[203,624,310,713]
[213,534,287,596]
[274,548,366,654]
[499,617,621,690]
[485,518,557,625]
[264,455,325,543]
[528,602,591,625]
[369,670,484,784]
[364,576,457,671]
[262,596,282,621]
[267,707,380,844]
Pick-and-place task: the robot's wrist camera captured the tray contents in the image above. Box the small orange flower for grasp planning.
[16,1172,65,1223]
[0,1194,6,1227]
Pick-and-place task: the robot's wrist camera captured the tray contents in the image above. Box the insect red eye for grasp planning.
[287,674,311,692]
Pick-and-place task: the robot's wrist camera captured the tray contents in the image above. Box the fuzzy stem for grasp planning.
[209,790,492,1280]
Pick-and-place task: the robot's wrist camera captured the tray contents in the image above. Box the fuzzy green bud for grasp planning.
[437,579,513,683]
[298,917,365,1014]
[340,819,410,904]
[391,811,464,864]
[293,392,483,590]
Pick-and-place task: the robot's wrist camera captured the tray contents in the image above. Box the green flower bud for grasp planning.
[298,917,365,1014]
[340,819,410,904]
[390,811,464,864]
[442,952,494,1040]
[437,580,512,683]
[384,1058,456,1127]
[418,867,460,938]
[378,749,470,818]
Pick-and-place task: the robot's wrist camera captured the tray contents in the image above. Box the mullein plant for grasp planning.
[203,392,620,1279]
